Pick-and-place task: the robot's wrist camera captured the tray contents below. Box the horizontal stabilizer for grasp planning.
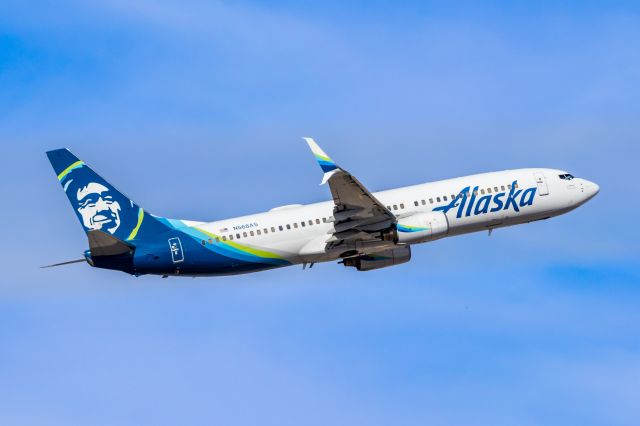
[87,230,134,257]
[41,258,85,268]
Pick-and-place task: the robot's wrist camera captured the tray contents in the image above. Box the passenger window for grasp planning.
[473,190,478,196]
[507,184,512,189]
[236,233,241,239]
[322,218,327,223]
[208,238,213,244]
[501,185,505,191]
[421,200,426,205]
[301,222,305,227]
[215,237,220,243]
[393,205,398,210]
[250,231,255,236]
[279,225,284,231]
[243,232,248,238]
[286,224,291,230]
[271,227,276,232]
[429,198,434,204]
[436,197,441,202]
[308,220,313,226]
[222,236,227,241]
[487,188,492,194]
[264,228,268,234]
[443,196,448,201]
[294,223,298,228]
[315,219,320,224]
[387,206,391,210]
[494,187,498,192]
[480,189,485,195]
[257,229,262,235]
[400,203,405,209]
[229,235,234,241]
[201,240,205,246]
[414,201,419,207]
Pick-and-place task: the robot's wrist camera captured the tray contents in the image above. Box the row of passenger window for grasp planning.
[206,182,519,244]
[204,217,332,245]
[386,183,519,211]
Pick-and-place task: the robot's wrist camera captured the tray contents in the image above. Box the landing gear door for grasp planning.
[534,172,549,196]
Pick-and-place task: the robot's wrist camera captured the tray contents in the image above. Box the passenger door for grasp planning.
[534,172,549,196]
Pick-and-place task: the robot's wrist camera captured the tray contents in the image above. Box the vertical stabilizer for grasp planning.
[46,149,166,243]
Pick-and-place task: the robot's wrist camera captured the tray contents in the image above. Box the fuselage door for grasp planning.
[534,172,549,196]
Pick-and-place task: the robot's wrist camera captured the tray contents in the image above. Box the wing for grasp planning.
[303,138,396,251]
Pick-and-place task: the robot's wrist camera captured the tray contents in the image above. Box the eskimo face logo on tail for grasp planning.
[75,182,122,233]
[433,180,536,218]
[62,168,123,234]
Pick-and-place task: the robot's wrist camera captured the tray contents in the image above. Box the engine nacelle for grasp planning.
[342,246,411,271]
[394,211,449,244]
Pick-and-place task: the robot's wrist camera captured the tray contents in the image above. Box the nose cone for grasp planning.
[583,180,600,200]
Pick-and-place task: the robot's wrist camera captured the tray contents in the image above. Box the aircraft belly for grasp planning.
[133,230,298,276]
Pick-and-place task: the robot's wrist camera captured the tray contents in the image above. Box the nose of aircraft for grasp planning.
[583,179,600,200]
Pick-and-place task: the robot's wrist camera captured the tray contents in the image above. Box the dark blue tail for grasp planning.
[46,149,167,244]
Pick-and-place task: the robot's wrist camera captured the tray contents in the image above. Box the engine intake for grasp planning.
[391,211,449,244]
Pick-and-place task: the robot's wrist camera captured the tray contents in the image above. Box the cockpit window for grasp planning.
[559,173,575,180]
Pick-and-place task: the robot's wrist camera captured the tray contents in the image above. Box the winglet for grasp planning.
[303,137,339,184]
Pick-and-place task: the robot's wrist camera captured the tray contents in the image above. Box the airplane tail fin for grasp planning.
[46,149,165,243]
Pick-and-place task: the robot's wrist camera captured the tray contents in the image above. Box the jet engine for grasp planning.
[383,211,449,244]
[342,246,411,271]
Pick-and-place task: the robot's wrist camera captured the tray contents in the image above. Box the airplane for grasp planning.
[44,138,599,276]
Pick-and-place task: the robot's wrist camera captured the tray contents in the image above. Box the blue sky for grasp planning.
[1,1,639,425]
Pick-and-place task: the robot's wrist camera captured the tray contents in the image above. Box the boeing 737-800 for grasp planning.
[44,138,599,276]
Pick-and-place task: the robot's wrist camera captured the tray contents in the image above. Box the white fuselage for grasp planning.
[187,168,599,267]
